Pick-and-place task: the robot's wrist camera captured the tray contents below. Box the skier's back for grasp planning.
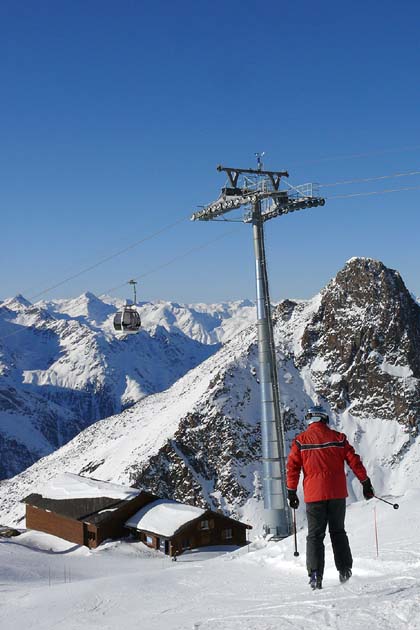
[286,406,374,589]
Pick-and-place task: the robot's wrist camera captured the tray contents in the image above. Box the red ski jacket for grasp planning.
[286,421,368,503]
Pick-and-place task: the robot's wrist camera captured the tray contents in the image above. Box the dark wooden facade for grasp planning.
[24,490,157,549]
[23,478,251,554]
[131,509,251,557]
[26,504,84,545]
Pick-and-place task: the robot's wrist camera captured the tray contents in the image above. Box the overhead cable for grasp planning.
[327,184,420,199]
[291,143,420,167]
[9,159,420,304]
[0,229,238,343]
[320,169,420,188]
[29,215,188,301]
[103,229,237,295]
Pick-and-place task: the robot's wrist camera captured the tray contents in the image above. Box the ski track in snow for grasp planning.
[1,496,420,630]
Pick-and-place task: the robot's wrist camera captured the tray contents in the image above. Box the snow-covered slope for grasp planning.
[1,258,419,531]
[0,324,261,524]
[0,294,236,478]
[0,489,418,630]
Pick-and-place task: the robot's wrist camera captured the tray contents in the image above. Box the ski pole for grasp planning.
[292,509,299,557]
[374,495,399,509]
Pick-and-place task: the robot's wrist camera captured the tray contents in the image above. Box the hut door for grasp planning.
[83,524,96,548]
[201,533,210,546]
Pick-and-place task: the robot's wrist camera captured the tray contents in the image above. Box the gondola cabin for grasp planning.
[113,303,141,334]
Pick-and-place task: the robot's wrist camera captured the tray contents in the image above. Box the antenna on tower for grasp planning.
[255,151,265,171]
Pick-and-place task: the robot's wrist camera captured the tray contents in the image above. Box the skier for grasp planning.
[286,406,374,590]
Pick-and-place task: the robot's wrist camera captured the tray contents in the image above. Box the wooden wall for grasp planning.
[26,505,85,546]
[170,514,248,556]
[136,513,249,557]
[26,492,157,549]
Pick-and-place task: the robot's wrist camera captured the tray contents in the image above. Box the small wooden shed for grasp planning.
[125,498,251,557]
[23,473,157,549]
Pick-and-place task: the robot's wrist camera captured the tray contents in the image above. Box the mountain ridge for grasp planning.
[1,296,254,477]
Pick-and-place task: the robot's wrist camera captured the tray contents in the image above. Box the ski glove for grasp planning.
[287,489,299,509]
[362,478,374,500]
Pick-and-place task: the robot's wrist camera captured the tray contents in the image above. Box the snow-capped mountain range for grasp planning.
[1,257,419,532]
[0,292,255,479]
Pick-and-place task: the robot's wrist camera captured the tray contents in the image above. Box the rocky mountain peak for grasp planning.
[298,257,420,424]
[330,257,408,307]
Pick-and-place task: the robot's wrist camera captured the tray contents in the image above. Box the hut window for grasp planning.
[200,519,209,530]
[181,538,190,550]
[223,528,233,540]
[146,535,153,546]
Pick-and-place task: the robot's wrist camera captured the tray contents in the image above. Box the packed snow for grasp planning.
[126,498,206,536]
[1,490,419,630]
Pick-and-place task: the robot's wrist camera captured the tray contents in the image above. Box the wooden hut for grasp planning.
[23,473,157,549]
[125,498,252,557]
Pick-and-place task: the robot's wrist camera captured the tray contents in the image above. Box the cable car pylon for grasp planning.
[191,156,326,540]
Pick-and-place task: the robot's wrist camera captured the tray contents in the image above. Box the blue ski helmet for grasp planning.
[305,406,329,424]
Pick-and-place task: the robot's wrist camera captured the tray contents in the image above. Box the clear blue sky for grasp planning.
[1,0,420,303]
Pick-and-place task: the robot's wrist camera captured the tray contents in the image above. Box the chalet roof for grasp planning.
[23,493,130,524]
[36,473,141,501]
[125,499,251,537]
[22,473,145,525]
[126,499,205,537]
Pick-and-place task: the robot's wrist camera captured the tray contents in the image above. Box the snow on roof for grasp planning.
[39,473,141,501]
[125,499,206,537]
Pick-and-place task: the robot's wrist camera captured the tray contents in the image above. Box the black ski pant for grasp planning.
[306,498,352,578]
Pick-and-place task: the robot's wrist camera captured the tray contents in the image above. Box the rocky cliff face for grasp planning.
[127,345,264,510]
[292,257,420,425]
